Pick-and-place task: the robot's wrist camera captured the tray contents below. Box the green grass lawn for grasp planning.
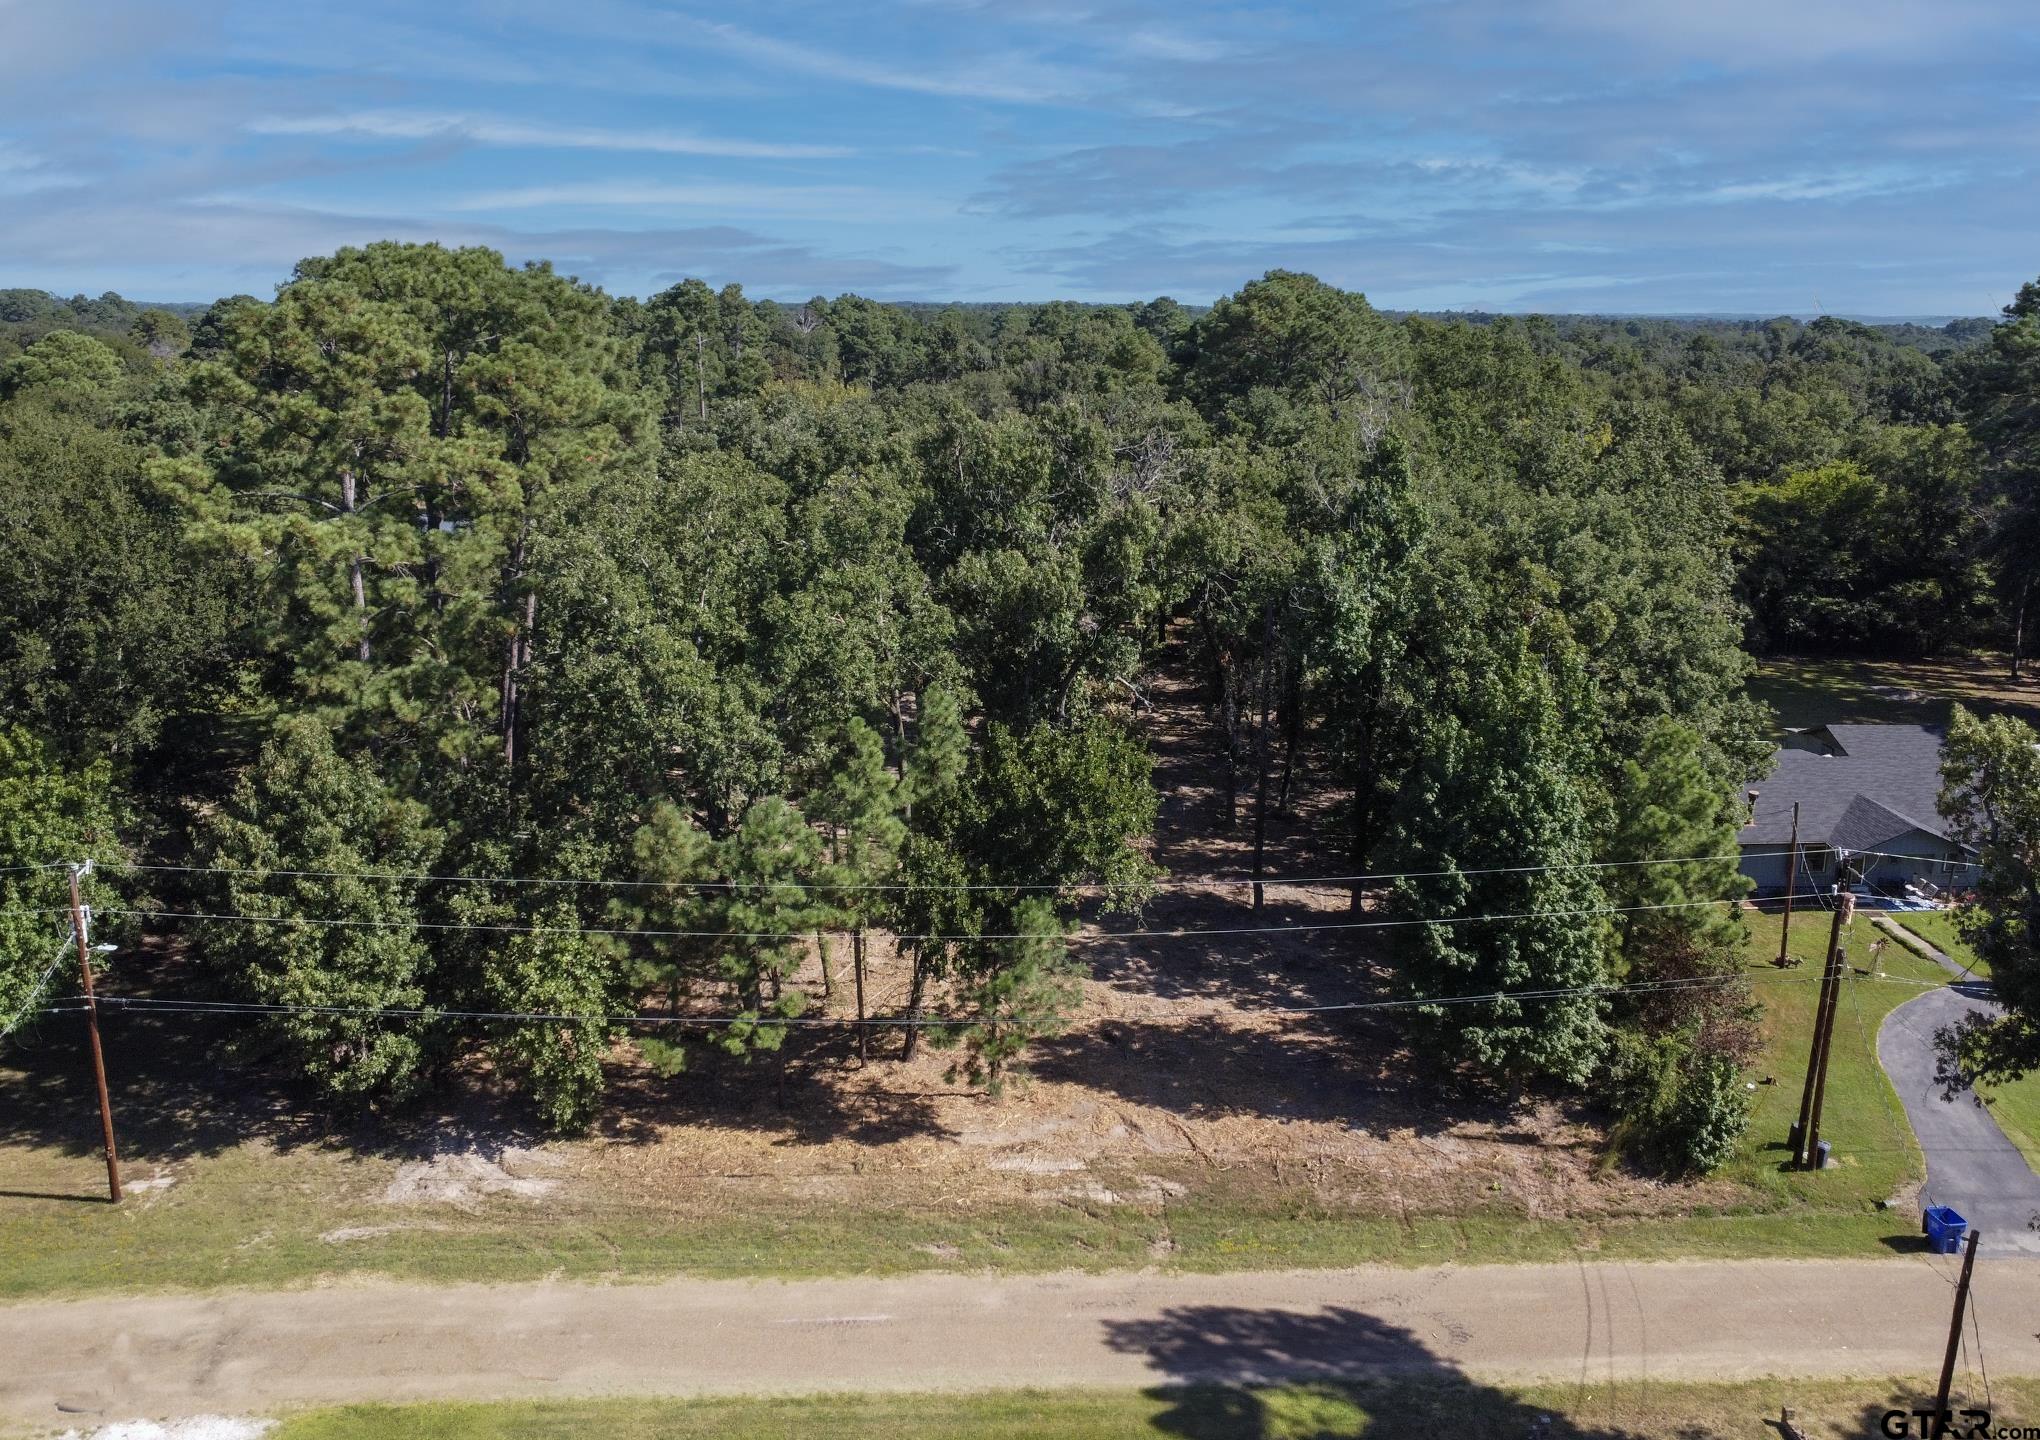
[267,1377,2033,1440]
[0,911,1947,1303]
[1888,908,1990,979]
[1747,652,2040,734]
[0,1146,1911,1303]
[1983,1076,2040,1173]
[1721,910,1940,1210]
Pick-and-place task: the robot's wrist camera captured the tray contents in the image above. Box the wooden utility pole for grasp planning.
[852,928,868,1062]
[1775,801,1801,967]
[1933,1227,1980,1423]
[66,863,121,1203]
[1794,947,1839,1166]
[1805,888,1858,1167]
[1793,886,1852,1168]
[1250,610,1275,915]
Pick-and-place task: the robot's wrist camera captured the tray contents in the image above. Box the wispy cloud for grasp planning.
[0,139,83,196]
[1535,0,2022,64]
[1688,173,1938,205]
[250,110,851,160]
[0,140,45,174]
[0,190,955,297]
[2,0,2035,312]
[1121,27,1231,63]
[687,19,1091,105]
[446,180,944,222]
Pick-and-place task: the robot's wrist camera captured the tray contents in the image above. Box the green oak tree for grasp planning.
[0,728,121,1032]
[1937,706,2040,1088]
[196,716,442,1100]
[1385,631,1609,1086]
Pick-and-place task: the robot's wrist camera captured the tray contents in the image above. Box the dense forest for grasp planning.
[3,251,2037,1169]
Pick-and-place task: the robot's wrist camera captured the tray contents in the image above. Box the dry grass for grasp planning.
[0,646,1934,1299]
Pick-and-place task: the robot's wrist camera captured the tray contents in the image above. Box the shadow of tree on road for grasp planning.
[1106,1304,1679,1438]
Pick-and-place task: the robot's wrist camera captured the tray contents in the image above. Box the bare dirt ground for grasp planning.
[0,642,1734,1274]
[531,643,1728,1229]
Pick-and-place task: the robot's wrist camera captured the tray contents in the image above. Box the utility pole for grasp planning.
[1793,884,1853,1168]
[1775,801,1801,967]
[1933,1227,1980,1424]
[66,862,122,1203]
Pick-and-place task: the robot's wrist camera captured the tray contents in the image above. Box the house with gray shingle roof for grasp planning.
[1739,723,1980,896]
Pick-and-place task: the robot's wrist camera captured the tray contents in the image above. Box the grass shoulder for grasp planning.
[268,1376,2037,1440]
[1720,911,1935,1212]
[1887,908,1990,980]
[0,912,1948,1303]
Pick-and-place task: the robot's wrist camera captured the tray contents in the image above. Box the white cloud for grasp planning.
[0,193,956,298]
[447,180,896,217]
[1122,28,1231,63]
[0,139,82,196]
[687,19,1091,105]
[0,139,43,173]
[1537,0,2020,63]
[249,111,851,160]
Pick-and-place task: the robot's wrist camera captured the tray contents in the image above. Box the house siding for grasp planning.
[1739,845,1794,893]
[1860,830,1980,891]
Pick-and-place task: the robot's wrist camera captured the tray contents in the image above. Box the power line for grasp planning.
[60,892,1831,944]
[0,941,76,1039]
[31,964,1844,1031]
[82,848,1757,895]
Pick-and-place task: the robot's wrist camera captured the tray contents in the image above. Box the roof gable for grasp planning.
[1740,723,1963,851]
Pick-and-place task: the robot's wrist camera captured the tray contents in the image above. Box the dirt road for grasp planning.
[7,1258,2039,1427]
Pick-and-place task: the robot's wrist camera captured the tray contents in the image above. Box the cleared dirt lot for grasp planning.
[0,655,1900,1298]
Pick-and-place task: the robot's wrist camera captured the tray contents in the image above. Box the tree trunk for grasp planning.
[340,467,371,662]
[817,930,833,999]
[2013,578,2032,682]
[502,523,533,770]
[350,557,370,662]
[694,332,708,422]
[894,694,910,813]
[1220,654,1239,829]
[1278,664,1302,815]
[1348,725,1379,914]
[1251,612,1275,913]
[853,928,868,1061]
[901,944,928,1061]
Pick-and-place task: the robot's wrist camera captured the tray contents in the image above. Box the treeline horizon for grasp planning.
[2,246,2036,1169]
[2,282,1999,329]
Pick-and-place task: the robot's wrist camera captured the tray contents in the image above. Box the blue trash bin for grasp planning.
[1922,1205,1968,1254]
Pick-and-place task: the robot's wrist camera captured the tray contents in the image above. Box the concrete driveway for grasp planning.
[1878,979,2040,1256]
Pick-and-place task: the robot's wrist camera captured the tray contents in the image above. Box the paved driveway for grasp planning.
[1878,979,2040,1256]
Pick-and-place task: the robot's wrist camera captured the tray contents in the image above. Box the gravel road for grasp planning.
[6,1258,2039,1428]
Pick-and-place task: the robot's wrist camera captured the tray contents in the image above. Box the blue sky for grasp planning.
[2,0,2035,312]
